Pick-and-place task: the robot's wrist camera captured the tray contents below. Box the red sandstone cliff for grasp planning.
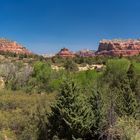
[57,48,75,57]
[96,39,140,56]
[0,38,32,54]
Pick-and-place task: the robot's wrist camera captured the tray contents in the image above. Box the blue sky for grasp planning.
[0,0,140,54]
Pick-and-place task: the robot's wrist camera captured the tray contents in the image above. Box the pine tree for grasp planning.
[89,89,105,139]
[115,76,138,117]
[127,64,137,92]
[48,78,94,140]
[102,60,138,139]
[127,63,140,101]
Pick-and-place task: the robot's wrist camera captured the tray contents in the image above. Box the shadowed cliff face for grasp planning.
[0,38,32,54]
[96,39,140,56]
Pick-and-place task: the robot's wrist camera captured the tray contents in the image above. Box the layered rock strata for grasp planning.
[0,38,32,54]
[96,39,140,56]
[57,48,74,57]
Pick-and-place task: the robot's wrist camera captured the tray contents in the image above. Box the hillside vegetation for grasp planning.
[0,54,139,140]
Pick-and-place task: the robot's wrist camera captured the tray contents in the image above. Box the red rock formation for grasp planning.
[0,38,32,54]
[96,39,140,56]
[57,48,75,57]
[76,49,95,57]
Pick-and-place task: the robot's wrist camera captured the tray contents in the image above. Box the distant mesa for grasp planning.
[41,39,140,58]
[0,38,32,55]
[56,39,140,58]
[96,39,140,56]
[3,37,140,57]
[56,48,96,57]
[57,48,75,57]
[76,49,95,57]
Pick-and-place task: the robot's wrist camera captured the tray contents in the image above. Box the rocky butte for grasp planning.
[0,38,32,55]
[57,48,75,57]
[96,39,140,56]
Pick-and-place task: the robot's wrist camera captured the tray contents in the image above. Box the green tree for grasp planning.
[127,63,140,101]
[102,59,137,117]
[127,64,137,91]
[89,89,105,139]
[115,77,138,117]
[101,59,138,139]
[28,61,52,93]
[64,58,79,72]
[48,78,94,139]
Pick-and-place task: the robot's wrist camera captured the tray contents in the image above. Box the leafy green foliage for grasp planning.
[27,61,52,93]
[0,56,140,140]
[64,58,79,72]
[99,58,139,139]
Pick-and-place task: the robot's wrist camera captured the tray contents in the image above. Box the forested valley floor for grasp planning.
[0,54,139,140]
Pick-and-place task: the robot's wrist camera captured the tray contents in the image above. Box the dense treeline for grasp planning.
[0,57,139,140]
[0,58,99,93]
[0,50,44,60]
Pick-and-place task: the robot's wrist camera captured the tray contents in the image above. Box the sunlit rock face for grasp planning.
[57,48,75,57]
[0,38,32,54]
[96,39,140,56]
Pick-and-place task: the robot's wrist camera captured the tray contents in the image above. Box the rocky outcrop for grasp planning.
[0,38,32,54]
[96,39,140,56]
[76,49,95,57]
[57,48,75,57]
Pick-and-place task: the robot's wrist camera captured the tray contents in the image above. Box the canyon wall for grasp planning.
[0,38,32,54]
[96,39,140,56]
